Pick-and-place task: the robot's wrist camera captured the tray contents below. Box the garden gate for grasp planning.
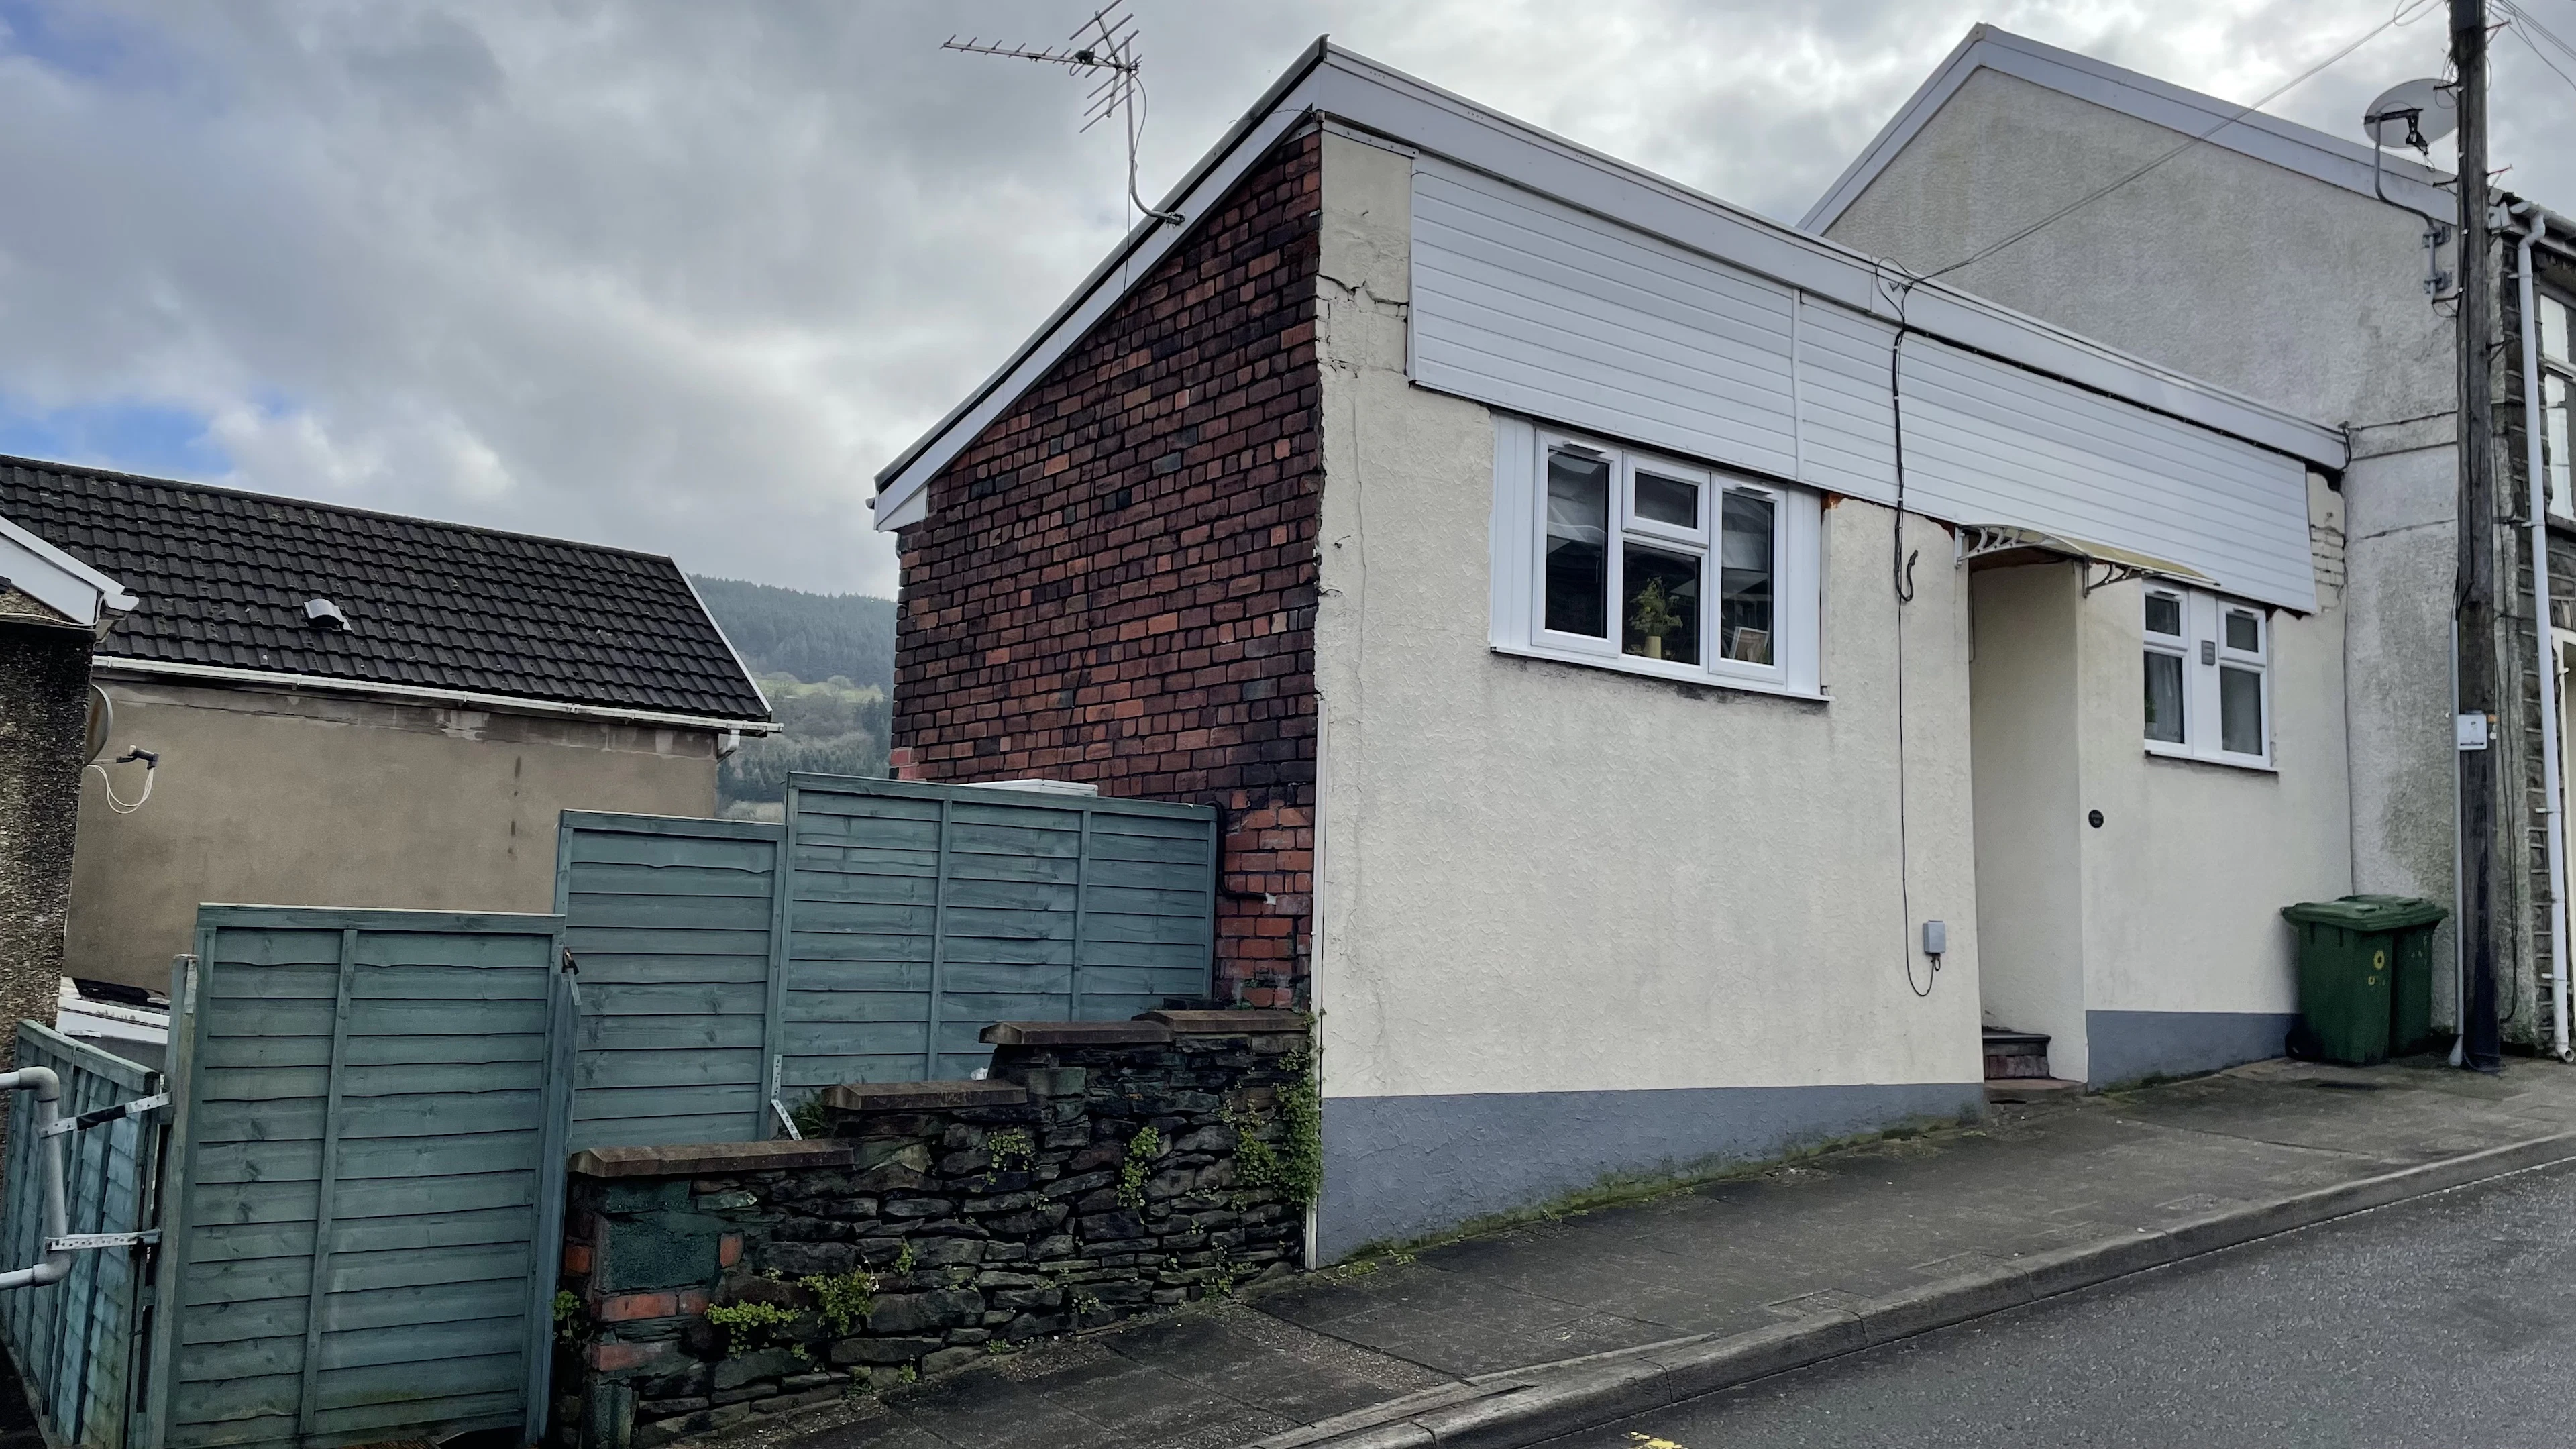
[142,907,574,1449]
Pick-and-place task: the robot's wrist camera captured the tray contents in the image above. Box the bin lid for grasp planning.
[2280,894,2450,930]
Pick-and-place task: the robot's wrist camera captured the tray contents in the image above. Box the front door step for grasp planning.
[1983,1028,2053,1080]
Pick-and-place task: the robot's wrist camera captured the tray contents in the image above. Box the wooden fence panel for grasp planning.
[0,1022,159,1449]
[147,908,570,1449]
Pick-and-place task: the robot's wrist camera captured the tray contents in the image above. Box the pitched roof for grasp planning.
[868,39,2347,529]
[1800,25,2455,233]
[0,454,771,726]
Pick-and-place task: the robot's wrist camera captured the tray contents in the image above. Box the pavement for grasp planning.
[1547,1151,2576,1447]
[774,1054,2576,1449]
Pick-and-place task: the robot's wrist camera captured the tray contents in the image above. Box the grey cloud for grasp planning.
[0,0,2564,595]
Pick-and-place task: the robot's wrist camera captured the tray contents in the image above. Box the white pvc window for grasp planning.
[2143,584,2272,769]
[1497,419,1821,696]
[2542,292,2573,522]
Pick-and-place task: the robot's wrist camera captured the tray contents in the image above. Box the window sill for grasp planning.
[1489,642,1827,702]
[2143,741,2277,775]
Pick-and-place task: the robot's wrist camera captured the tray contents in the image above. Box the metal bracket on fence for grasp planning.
[36,1093,170,1139]
[45,1230,158,1253]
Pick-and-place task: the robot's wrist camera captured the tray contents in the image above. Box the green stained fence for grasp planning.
[0,1022,162,1449]
[555,775,1219,1140]
[145,908,574,1449]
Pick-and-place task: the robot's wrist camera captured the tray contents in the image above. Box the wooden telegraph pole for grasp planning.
[2455,0,2503,1071]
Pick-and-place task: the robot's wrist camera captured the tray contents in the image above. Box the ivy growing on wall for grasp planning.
[1226,1051,1322,1207]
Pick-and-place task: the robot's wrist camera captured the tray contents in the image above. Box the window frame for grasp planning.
[1493,418,1822,698]
[2141,584,2275,771]
[2540,289,2575,525]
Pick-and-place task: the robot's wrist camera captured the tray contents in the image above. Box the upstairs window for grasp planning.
[2143,585,2271,768]
[2542,291,2573,523]
[1498,421,1820,696]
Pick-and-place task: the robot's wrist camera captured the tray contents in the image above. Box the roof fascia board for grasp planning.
[0,510,135,624]
[93,656,780,735]
[1803,25,2452,232]
[873,40,2345,521]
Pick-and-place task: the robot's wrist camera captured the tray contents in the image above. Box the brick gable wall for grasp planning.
[888,127,1323,1006]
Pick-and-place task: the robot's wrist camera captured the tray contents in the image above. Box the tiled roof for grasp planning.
[0,455,770,724]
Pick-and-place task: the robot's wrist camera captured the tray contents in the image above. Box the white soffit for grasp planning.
[870,40,2348,531]
[1801,24,2455,233]
[0,510,133,627]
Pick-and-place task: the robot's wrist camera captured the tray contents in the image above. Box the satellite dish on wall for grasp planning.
[83,684,112,764]
[2363,78,2457,150]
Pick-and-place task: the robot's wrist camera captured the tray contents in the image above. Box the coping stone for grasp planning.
[821,1080,1032,1112]
[569,1140,858,1179]
[981,1020,1174,1046]
[1136,1009,1311,1036]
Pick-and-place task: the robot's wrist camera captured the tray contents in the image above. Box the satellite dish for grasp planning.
[2363,78,2457,150]
[83,684,112,765]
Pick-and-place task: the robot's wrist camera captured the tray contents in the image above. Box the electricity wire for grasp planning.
[1919,0,2443,282]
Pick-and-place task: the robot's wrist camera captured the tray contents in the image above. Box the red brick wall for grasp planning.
[888,126,1322,1006]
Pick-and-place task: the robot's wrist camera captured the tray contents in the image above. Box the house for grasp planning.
[0,455,775,994]
[0,509,131,1063]
[1805,27,2576,1060]
[871,40,2353,1253]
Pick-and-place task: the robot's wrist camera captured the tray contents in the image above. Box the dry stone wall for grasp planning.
[552,1012,1313,1449]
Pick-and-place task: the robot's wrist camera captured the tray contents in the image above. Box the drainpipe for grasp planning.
[2513,207,2575,1064]
[0,1067,71,1290]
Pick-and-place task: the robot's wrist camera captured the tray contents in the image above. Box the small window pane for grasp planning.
[2145,650,2185,743]
[2545,296,2572,367]
[2145,593,2182,637]
[2221,665,2264,755]
[1720,491,1775,664]
[1634,470,1699,529]
[2547,373,2572,519]
[1545,449,1610,637]
[1621,546,1701,664]
[2224,609,2260,654]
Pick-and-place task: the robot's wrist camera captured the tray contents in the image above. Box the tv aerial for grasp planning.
[2359,76,2459,305]
[943,3,1184,227]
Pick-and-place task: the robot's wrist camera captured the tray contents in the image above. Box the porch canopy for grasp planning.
[1955,523,2218,598]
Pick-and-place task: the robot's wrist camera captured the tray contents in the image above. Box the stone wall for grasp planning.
[0,606,88,1066]
[887,124,1324,1008]
[553,1012,1313,1449]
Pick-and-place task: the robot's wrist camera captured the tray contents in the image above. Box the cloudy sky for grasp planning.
[0,1,2567,597]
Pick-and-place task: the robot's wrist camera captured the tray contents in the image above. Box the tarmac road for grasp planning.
[1544,1159,2576,1448]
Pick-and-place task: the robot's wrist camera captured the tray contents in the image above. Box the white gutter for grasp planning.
[2513,205,2574,1063]
[91,657,781,735]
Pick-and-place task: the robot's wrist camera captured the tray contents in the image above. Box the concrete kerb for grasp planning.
[1242,1130,2576,1449]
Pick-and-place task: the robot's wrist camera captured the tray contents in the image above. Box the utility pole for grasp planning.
[2455,0,2504,1071]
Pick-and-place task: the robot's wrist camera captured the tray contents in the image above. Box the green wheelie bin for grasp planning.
[2279,895,2450,1065]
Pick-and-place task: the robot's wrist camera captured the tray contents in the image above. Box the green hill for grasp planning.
[690,576,898,813]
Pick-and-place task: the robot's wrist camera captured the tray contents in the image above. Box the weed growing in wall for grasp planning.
[1118,1125,1163,1208]
[801,1269,877,1336]
[985,1128,1034,1174]
[705,1301,798,1356]
[1226,1052,1323,1206]
[552,1290,588,1346]
[790,1093,832,1139]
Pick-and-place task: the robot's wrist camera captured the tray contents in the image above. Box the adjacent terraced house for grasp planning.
[873,42,2359,1254]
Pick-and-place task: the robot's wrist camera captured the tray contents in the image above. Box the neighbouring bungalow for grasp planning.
[0,455,775,1000]
[870,42,2354,1254]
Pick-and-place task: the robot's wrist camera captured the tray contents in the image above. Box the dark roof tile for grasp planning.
[0,455,769,723]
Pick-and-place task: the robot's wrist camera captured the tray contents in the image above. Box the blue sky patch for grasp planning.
[0,398,229,483]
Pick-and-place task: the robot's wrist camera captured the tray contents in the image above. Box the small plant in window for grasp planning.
[1629,578,1684,660]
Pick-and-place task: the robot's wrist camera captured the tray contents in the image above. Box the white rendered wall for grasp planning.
[1313,131,1985,1107]
[1823,64,2453,1026]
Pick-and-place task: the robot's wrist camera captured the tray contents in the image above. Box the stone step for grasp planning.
[1982,1028,2053,1081]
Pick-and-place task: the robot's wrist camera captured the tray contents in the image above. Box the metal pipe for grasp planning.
[0,1067,71,1290]
[2512,208,2575,1063]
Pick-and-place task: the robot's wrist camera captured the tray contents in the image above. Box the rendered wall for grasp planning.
[1823,64,2457,1030]
[1311,133,1984,1256]
[68,678,716,989]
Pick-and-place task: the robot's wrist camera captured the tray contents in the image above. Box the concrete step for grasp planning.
[1985,1077,2086,1104]
[1983,1028,2054,1081]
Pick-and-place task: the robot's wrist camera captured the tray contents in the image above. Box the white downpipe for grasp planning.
[2514,210,2575,1065]
[0,1067,70,1291]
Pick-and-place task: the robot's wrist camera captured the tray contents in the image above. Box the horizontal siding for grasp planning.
[1411,158,1800,480]
[1409,163,2320,613]
[1898,337,2317,610]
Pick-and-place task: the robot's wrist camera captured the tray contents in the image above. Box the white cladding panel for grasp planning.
[1410,159,1801,480]
[1898,338,2317,612]
[1407,161,2318,613]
